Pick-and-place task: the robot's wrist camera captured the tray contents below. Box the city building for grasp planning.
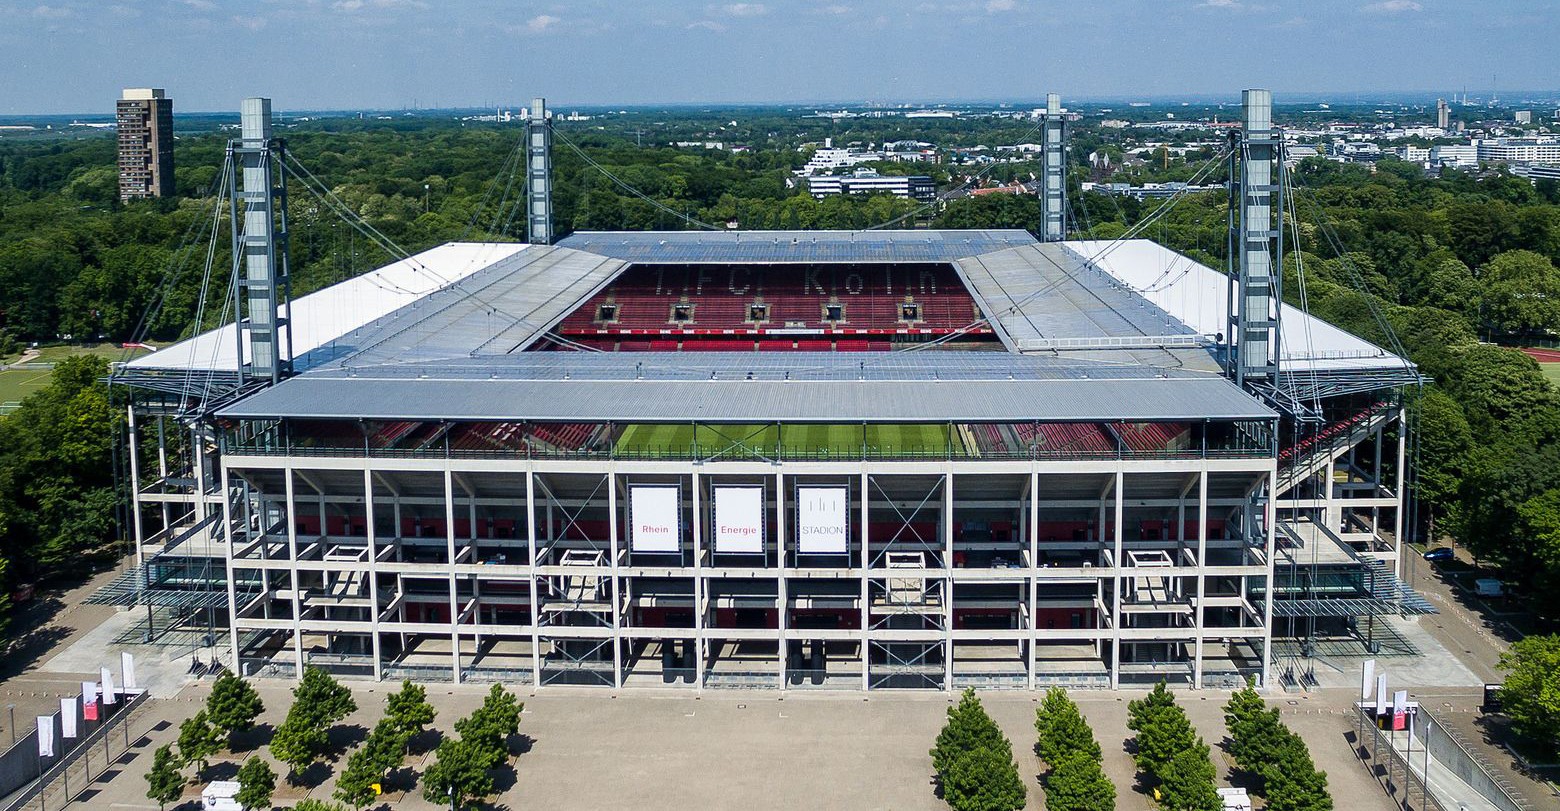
[1514,111,1533,125]
[116,88,174,201]
[797,143,885,176]
[1476,137,1560,165]
[805,169,936,200]
[1436,99,1450,130]
[1430,144,1478,169]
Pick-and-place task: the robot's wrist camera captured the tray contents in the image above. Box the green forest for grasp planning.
[3,117,1560,633]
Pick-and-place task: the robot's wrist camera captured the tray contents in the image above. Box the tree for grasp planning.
[294,800,351,811]
[1478,250,1560,336]
[234,756,276,811]
[385,679,436,742]
[176,710,223,779]
[1127,682,1196,777]
[931,688,1008,782]
[335,717,410,808]
[1263,736,1332,811]
[1497,635,1560,757]
[143,744,184,811]
[1043,751,1116,811]
[1412,388,1473,529]
[206,672,265,746]
[268,712,327,783]
[1156,741,1221,811]
[1223,684,1288,779]
[1035,687,1101,765]
[452,684,521,769]
[421,738,496,811]
[294,665,357,727]
[940,743,1027,811]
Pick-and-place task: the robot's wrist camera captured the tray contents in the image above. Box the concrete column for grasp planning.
[1110,471,1123,689]
[776,471,788,690]
[363,468,383,682]
[1027,470,1039,691]
[860,472,870,692]
[943,471,954,691]
[526,470,542,687]
[220,464,242,673]
[609,472,626,689]
[284,468,304,679]
[1260,468,1278,690]
[126,406,146,567]
[444,469,460,683]
[689,472,701,691]
[1193,470,1208,688]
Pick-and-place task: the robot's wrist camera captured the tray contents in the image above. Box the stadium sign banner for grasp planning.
[713,485,765,554]
[630,484,681,553]
[797,485,849,554]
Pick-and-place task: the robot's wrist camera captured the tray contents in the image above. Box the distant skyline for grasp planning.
[0,0,1555,115]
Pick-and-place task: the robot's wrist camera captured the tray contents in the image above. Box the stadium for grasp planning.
[105,92,1427,692]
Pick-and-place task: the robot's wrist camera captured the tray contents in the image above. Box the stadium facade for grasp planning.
[104,93,1427,692]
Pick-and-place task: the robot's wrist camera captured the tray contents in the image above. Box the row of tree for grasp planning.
[1224,684,1332,811]
[1034,689,1115,811]
[145,668,522,811]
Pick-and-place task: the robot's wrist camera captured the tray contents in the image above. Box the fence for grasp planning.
[1,690,148,811]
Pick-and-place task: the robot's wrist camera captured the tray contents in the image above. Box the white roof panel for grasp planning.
[127,242,528,373]
[1061,240,1411,374]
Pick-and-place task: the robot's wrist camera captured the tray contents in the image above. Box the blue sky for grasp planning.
[0,0,1554,114]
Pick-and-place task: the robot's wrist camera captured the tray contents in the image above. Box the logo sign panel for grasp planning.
[713,485,765,554]
[630,485,681,553]
[796,485,849,554]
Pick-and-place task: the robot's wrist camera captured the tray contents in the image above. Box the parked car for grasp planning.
[1423,547,1456,562]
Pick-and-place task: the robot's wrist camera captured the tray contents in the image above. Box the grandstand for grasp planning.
[111,225,1423,692]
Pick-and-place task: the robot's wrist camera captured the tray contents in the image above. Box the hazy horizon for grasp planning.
[0,0,1555,115]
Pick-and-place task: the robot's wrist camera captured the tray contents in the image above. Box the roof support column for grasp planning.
[1038,93,1069,242]
[526,98,553,245]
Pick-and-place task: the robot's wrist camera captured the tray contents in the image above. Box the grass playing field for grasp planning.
[614,423,965,459]
[1541,363,1560,389]
[0,368,53,410]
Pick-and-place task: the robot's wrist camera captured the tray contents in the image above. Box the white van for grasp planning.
[201,781,244,811]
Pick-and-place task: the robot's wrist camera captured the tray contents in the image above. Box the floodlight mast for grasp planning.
[1227,88,1283,390]
[1038,93,1068,242]
[526,97,554,245]
[228,97,292,385]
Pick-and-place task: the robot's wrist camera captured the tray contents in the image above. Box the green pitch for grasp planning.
[1542,363,1560,389]
[0,369,52,411]
[614,423,964,459]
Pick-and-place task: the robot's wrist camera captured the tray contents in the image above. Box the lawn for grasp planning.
[1542,362,1560,389]
[0,368,53,409]
[0,343,150,416]
[614,423,963,459]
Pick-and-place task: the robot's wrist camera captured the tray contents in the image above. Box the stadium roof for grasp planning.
[556,229,1037,264]
[126,229,1410,421]
[1062,240,1414,377]
[955,242,1219,371]
[217,353,1275,422]
[125,242,530,374]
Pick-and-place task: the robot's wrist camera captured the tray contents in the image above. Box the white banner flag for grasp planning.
[796,486,849,554]
[82,682,100,722]
[1374,674,1388,719]
[101,667,117,705]
[713,486,764,554]
[122,651,137,692]
[629,485,681,553]
[59,699,77,739]
[36,716,54,758]
[1362,659,1376,701]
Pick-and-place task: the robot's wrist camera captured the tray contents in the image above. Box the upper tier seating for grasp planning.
[555,263,990,345]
